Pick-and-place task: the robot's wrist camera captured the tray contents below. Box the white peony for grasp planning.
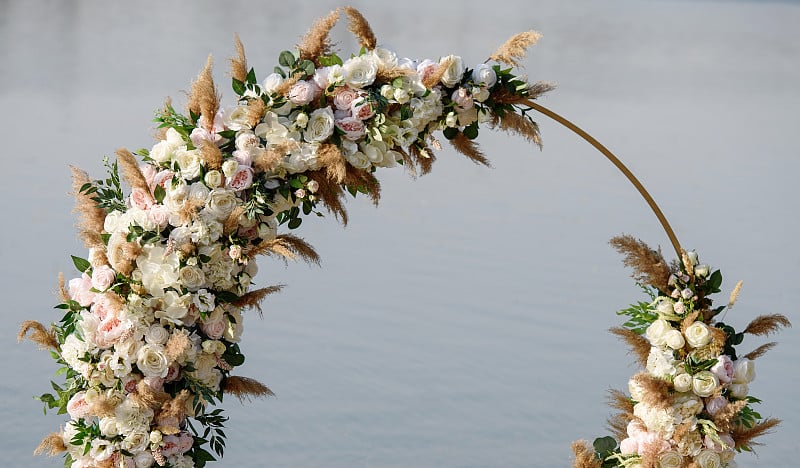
[646,319,672,346]
[471,63,497,88]
[732,358,755,384]
[343,54,379,88]
[692,371,719,397]
[685,322,713,348]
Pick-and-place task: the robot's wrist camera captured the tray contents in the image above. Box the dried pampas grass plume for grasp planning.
[116,148,153,198]
[71,166,107,250]
[609,235,672,293]
[34,433,67,457]
[631,372,671,410]
[727,280,743,309]
[275,72,303,97]
[422,56,451,89]
[230,33,248,83]
[297,8,341,65]
[18,321,59,351]
[156,390,192,434]
[733,417,781,450]
[490,111,543,149]
[609,327,650,368]
[317,143,348,184]
[199,139,223,171]
[223,376,275,401]
[492,81,557,106]
[711,399,748,433]
[232,285,285,315]
[249,234,320,265]
[188,55,221,128]
[745,342,778,360]
[344,6,377,51]
[245,98,267,128]
[57,272,70,303]
[571,440,602,468]
[743,314,791,336]
[450,133,491,167]
[489,30,542,68]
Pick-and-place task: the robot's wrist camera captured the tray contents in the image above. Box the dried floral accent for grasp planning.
[609,235,672,292]
[164,330,192,363]
[571,441,602,468]
[744,342,777,360]
[489,31,542,68]
[155,390,191,434]
[344,6,377,51]
[223,376,275,402]
[34,433,67,456]
[132,380,170,411]
[245,98,267,128]
[230,33,248,83]
[743,314,791,336]
[57,272,70,303]
[18,321,59,351]
[297,8,341,64]
[116,148,153,199]
[70,166,107,250]
[727,280,743,309]
[248,234,320,265]
[188,55,220,128]
[199,139,223,171]
[274,72,303,97]
[630,372,671,410]
[317,142,348,183]
[422,56,451,89]
[232,285,285,314]
[223,206,246,235]
[450,133,491,167]
[490,111,543,148]
[375,65,415,83]
[712,399,749,433]
[609,327,650,367]
[732,417,781,450]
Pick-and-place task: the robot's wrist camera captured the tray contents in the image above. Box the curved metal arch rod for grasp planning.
[522,99,684,260]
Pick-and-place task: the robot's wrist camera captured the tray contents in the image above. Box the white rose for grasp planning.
[150,140,174,164]
[262,72,284,94]
[179,265,206,290]
[695,449,721,468]
[664,329,686,350]
[303,107,335,143]
[685,322,713,348]
[173,148,202,180]
[98,417,119,437]
[439,54,465,87]
[694,264,710,278]
[728,383,749,399]
[673,373,693,393]
[121,430,150,453]
[223,106,251,131]
[471,63,497,88]
[344,150,371,170]
[204,170,222,188]
[646,319,672,346]
[103,210,124,234]
[657,450,683,468]
[343,54,379,88]
[137,343,169,378]
[144,324,169,345]
[686,251,699,266]
[732,358,755,384]
[221,159,239,178]
[692,371,719,397]
[206,188,237,220]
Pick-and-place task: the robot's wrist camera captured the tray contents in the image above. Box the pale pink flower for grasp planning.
[451,87,474,111]
[66,391,90,419]
[333,87,361,111]
[416,59,438,84]
[91,265,116,291]
[226,166,254,191]
[147,204,171,230]
[335,117,366,141]
[288,80,321,106]
[130,187,154,210]
[141,164,158,189]
[68,273,96,307]
[351,98,375,120]
[711,355,735,383]
[95,312,133,349]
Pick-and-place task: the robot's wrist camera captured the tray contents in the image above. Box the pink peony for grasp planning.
[66,391,90,419]
[451,87,474,111]
[141,164,158,189]
[147,204,171,230]
[95,312,133,349]
[351,98,375,120]
[68,273,96,307]
[288,80,321,106]
[226,166,254,191]
[710,355,735,383]
[335,117,366,141]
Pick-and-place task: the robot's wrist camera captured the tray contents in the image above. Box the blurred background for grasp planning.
[1,0,798,466]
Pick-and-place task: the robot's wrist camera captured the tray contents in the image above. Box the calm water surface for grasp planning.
[1,1,798,466]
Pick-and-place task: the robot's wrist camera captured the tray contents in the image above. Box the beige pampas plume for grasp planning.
[727,280,743,309]
[155,390,192,435]
[253,146,285,174]
[188,55,220,128]
[223,206,246,236]
[609,235,672,293]
[631,372,671,410]
[132,380,170,410]
[305,169,350,224]
[491,81,557,106]
[711,399,749,433]
[33,433,67,456]
[344,6,377,51]
[609,327,651,368]
[70,166,107,250]
[489,31,542,68]
[409,143,436,175]
[223,376,275,402]
[275,72,303,97]
[743,314,791,336]
[116,148,153,199]
[248,234,320,265]
[490,111,543,149]
[744,342,778,360]
[199,140,223,171]
[297,8,341,65]
[449,133,491,167]
[422,56,451,89]
[230,33,248,83]
[232,285,285,315]
[343,166,381,206]
[732,417,781,450]
[57,272,70,303]
[245,98,267,128]
[317,142,348,184]
[375,65,415,83]
[18,321,59,351]
[570,441,602,468]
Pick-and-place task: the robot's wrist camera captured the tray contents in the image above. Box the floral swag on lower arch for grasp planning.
[18,7,788,468]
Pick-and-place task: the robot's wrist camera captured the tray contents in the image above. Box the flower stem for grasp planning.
[523,99,684,259]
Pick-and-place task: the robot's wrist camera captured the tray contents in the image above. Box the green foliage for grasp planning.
[79,156,126,213]
[592,436,621,467]
[616,299,659,335]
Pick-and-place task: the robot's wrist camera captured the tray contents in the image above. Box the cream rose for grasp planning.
[657,450,683,468]
[179,265,206,290]
[684,322,713,348]
[692,371,719,397]
[303,107,335,143]
[144,324,169,345]
[343,54,378,88]
[205,188,237,220]
[204,170,222,188]
[646,319,672,346]
[695,449,721,468]
[471,63,497,88]
[673,373,693,393]
[439,54,465,87]
[732,358,755,383]
[136,343,169,378]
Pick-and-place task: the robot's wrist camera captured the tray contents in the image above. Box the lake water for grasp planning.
[1,0,798,466]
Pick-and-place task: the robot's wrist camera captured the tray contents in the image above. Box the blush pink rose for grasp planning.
[147,204,171,230]
[619,438,639,455]
[122,375,141,393]
[226,166,254,191]
[288,80,321,106]
[66,391,90,419]
[451,87,474,111]
[152,170,175,191]
[68,273,96,307]
[144,376,165,392]
[351,98,375,120]
[335,117,366,141]
[636,432,670,457]
[201,316,227,340]
[91,265,116,291]
[710,355,735,383]
[705,396,728,416]
[141,164,158,189]
[130,187,154,210]
[333,86,361,111]
[416,59,438,84]
[232,149,253,167]
[91,293,121,320]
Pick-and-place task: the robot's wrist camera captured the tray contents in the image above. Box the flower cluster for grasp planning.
[575,237,789,468]
[22,8,552,468]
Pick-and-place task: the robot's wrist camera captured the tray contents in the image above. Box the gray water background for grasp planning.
[1,0,798,466]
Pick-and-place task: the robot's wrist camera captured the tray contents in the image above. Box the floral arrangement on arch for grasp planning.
[18,7,553,468]
[571,237,790,468]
